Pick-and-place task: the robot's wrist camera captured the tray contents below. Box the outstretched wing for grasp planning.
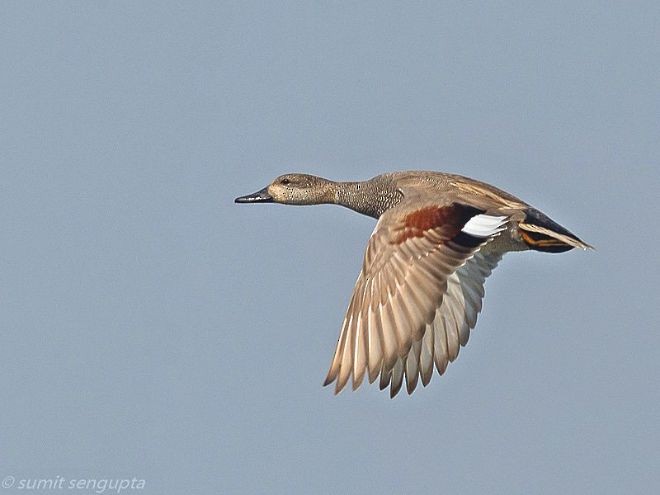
[382,250,503,397]
[323,201,508,396]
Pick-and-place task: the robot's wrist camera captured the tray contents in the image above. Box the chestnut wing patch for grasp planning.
[394,204,484,245]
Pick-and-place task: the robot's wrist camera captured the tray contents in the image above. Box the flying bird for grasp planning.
[235,171,591,397]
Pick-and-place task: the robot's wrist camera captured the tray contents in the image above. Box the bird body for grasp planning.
[236,171,591,397]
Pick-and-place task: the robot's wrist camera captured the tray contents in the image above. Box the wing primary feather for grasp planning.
[443,313,460,362]
[324,314,350,386]
[367,307,383,383]
[379,363,392,390]
[405,341,421,394]
[352,286,369,390]
[336,306,357,394]
[390,358,404,398]
[380,300,399,370]
[434,314,450,374]
[420,324,434,386]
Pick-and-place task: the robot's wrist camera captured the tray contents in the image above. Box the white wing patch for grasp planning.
[461,214,508,238]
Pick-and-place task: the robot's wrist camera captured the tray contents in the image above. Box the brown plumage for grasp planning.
[235,171,592,397]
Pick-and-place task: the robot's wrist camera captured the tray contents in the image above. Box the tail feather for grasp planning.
[519,208,592,253]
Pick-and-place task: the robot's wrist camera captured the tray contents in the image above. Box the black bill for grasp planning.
[234,187,273,204]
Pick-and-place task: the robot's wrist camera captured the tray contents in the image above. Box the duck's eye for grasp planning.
[280,178,291,185]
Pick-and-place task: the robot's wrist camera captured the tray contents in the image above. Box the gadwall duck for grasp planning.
[235,171,591,397]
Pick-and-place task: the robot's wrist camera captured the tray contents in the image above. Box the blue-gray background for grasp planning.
[2,2,659,494]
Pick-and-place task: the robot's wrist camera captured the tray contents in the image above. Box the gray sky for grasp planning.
[2,2,659,494]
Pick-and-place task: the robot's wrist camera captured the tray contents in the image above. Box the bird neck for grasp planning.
[332,178,402,219]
